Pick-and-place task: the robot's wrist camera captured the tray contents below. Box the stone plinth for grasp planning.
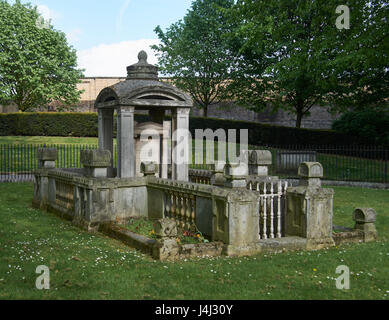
[153,218,178,239]
[249,150,272,176]
[141,162,159,177]
[286,162,334,249]
[80,149,111,178]
[298,162,324,188]
[353,208,378,242]
[224,162,248,188]
[210,161,226,186]
[37,148,58,169]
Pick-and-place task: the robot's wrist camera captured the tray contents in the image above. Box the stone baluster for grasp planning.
[270,182,275,239]
[277,182,283,238]
[262,183,268,239]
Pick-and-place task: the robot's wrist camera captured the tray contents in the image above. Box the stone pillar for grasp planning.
[117,106,136,178]
[224,162,248,188]
[172,108,190,181]
[81,149,111,178]
[34,148,58,209]
[161,121,171,179]
[141,162,159,177]
[212,188,259,256]
[211,161,226,186]
[286,162,335,249]
[98,109,114,177]
[37,148,58,169]
[248,150,273,177]
[353,208,378,242]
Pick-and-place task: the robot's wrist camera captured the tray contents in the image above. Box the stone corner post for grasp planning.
[80,149,111,178]
[286,162,335,249]
[212,187,260,257]
[33,148,58,209]
[353,208,378,242]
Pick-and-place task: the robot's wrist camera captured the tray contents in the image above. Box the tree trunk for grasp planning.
[204,105,208,118]
[295,102,304,128]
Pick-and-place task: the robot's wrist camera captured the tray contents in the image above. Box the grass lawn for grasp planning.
[0,183,388,300]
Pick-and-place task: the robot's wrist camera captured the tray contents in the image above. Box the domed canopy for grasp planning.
[95,51,193,110]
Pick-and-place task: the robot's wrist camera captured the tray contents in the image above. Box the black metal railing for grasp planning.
[0,144,117,183]
[0,143,388,184]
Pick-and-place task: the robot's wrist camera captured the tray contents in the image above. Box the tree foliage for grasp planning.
[226,0,389,127]
[152,0,238,117]
[0,0,84,112]
[332,109,389,146]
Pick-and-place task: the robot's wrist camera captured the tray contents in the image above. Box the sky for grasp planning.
[15,0,193,77]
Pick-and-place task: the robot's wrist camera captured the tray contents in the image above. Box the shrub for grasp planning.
[0,112,377,146]
[332,110,389,147]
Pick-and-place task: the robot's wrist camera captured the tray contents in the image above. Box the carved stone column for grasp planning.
[117,106,135,178]
[172,108,190,181]
[98,109,114,177]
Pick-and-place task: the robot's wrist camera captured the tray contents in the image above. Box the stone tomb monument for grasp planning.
[95,50,192,181]
[32,51,378,260]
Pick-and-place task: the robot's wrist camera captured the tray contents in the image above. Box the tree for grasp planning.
[0,0,83,112]
[332,109,389,146]
[152,0,238,118]
[226,0,389,128]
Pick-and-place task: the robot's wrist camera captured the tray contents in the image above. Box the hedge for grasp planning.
[0,112,376,146]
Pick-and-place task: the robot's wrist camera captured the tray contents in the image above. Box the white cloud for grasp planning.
[77,39,160,77]
[36,4,59,23]
[66,28,82,44]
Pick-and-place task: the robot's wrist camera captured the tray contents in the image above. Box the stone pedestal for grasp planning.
[286,162,335,249]
[353,208,378,242]
[37,148,58,169]
[210,161,226,186]
[224,162,248,188]
[34,148,58,209]
[81,149,111,178]
[141,162,159,177]
[212,188,260,256]
[248,150,272,176]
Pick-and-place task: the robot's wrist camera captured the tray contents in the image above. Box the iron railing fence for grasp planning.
[0,143,387,183]
[0,144,117,183]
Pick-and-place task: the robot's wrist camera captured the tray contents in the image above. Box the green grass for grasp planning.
[0,183,388,300]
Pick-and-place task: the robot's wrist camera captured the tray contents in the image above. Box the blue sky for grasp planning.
[16,0,193,76]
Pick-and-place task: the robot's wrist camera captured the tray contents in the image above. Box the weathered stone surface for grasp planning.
[353,208,378,242]
[298,162,324,178]
[141,161,159,177]
[37,148,58,161]
[286,185,335,250]
[153,239,180,261]
[298,162,324,188]
[81,149,111,178]
[37,148,58,169]
[224,162,248,188]
[153,218,178,239]
[213,187,259,247]
[249,150,272,166]
[80,149,111,168]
